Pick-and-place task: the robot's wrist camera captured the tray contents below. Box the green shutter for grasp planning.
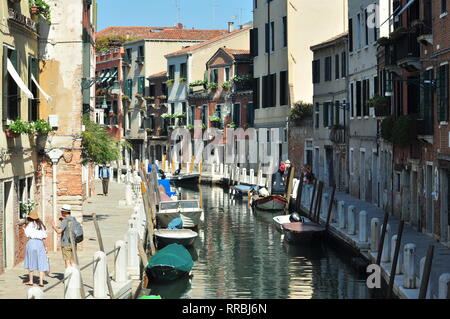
[437,65,449,122]
[323,102,328,127]
[3,46,8,123]
[138,77,144,95]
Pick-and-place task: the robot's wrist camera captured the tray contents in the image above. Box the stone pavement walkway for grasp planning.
[0,180,135,299]
[300,184,450,299]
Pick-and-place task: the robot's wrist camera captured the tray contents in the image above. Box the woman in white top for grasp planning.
[24,211,49,287]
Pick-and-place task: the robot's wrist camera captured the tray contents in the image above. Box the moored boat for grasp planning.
[146,244,194,282]
[230,185,253,197]
[154,229,198,248]
[282,222,326,244]
[156,200,203,228]
[273,214,311,233]
[251,194,288,211]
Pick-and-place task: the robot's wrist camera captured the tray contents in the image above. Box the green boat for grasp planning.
[146,244,194,282]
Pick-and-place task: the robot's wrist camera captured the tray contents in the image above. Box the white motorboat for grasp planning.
[273,215,311,233]
[154,229,198,248]
[156,200,203,228]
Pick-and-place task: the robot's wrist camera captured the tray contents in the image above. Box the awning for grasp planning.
[31,74,52,102]
[396,0,415,17]
[7,58,34,99]
[101,71,111,83]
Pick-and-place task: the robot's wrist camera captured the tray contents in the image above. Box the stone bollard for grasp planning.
[125,184,133,206]
[242,168,247,183]
[370,218,381,252]
[438,273,450,299]
[95,165,99,179]
[359,211,368,242]
[220,163,224,175]
[127,228,140,279]
[391,235,403,274]
[115,240,128,282]
[250,169,255,184]
[64,266,82,299]
[236,167,241,183]
[338,201,346,229]
[322,193,329,219]
[27,287,44,299]
[403,243,417,289]
[347,205,356,235]
[93,251,108,299]
[211,163,216,175]
[419,257,431,298]
[381,224,391,263]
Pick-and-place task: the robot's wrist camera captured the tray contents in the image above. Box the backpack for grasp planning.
[69,219,84,243]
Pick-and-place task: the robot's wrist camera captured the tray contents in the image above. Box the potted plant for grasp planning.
[19,199,38,220]
[189,80,207,88]
[166,79,174,87]
[157,95,167,100]
[201,123,207,130]
[6,119,32,137]
[209,115,221,128]
[145,96,155,101]
[122,95,130,101]
[367,95,390,117]
[187,124,195,130]
[229,122,236,129]
[33,119,52,151]
[222,81,232,90]
[29,0,51,22]
[208,82,218,90]
[179,77,187,83]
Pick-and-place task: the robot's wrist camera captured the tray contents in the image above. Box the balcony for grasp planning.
[416,21,433,46]
[395,32,421,72]
[329,125,346,144]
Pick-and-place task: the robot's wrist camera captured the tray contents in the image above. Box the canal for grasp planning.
[148,185,381,299]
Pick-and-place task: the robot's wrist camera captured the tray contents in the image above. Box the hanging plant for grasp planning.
[208,82,218,90]
[367,95,390,117]
[166,79,174,87]
[33,119,52,135]
[29,0,51,23]
[7,119,34,135]
[189,80,207,87]
[392,114,418,147]
[222,81,232,90]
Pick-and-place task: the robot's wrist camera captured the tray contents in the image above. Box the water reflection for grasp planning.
[148,185,374,299]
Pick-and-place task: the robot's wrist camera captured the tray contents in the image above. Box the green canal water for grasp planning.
[148,185,380,299]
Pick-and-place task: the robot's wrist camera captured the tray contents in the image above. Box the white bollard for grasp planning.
[370,218,381,252]
[403,243,417,289]
[115,240,128,282]
[134,159,139,171]
[144,159,149,172]
[338,201,346,229]
[127,228,140,279]
[359,211,368,242]
[241,168,247,183]
[220,163,224,175]
[211,163,216,175]
[419,257,431,298]
[438,273,450,299]
[93,251,108,299]
[391,235,403,274]
[381,224,391,263]
[347,205,356,235]
[125,184,133,206]
[250,169,255,185]
[64,266,82,299]
[27,287,44,299]
[95,165,99,179]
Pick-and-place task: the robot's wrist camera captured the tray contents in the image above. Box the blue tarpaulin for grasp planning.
[158,179,176,197]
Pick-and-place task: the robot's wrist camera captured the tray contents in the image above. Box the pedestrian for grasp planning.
[24,210,49,287]
[302,165,315,184]
[99,164,111,196]
[51,205,77,268]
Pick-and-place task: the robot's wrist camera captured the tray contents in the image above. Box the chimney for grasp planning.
[228,22,234,33]
[177,23,183,29]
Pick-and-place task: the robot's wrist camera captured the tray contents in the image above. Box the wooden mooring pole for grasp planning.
[387,220,404,299]
[325,185,336,230]
[376,210,390,266]
[285,167,295,214]
[313,181,324,223]
[418,244,434,299]
[92,213,115,299]
[295,175,304,213]
[309,180,318,219]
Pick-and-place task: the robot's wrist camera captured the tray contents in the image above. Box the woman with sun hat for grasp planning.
[23,210,49,287]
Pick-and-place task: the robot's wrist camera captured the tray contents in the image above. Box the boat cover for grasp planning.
[158,179,177,197]
[233,185,252,193]
[147,244,193,272]
[168,218,183,229]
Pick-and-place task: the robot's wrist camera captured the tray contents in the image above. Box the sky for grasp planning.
[96,0,253,31]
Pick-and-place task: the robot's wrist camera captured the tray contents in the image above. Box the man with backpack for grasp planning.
[51,205,83,268]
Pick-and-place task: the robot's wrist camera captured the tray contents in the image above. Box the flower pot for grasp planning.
[5,130,20,138]
[35,133,48,151]
[30,6,40,15]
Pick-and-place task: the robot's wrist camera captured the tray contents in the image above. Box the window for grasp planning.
[350,149,354,174]
[254,0,257,9]
[250,28,259,56]
[233,103,241,126]
[262,75,269,108]
[335,54,340,79]
[350,83,354,118]
[312,60,320,83]
[349,18,353,52]
[28,56,39,122]
[161,82,168,96]
[125,79,133,97]
[125,48,132,63]
[341,52,346,77]
[210,69,219,83]
[335,101,340,125]
[137,45,144,62]
[282,16,287,47]
[271,21,275,52]
[438,64,449,122]
[442,0,447,14]
[149,84,156,97]
[356,81,362,117]
[247,102,254,126]
[253,77,260,109]
[270,73,276,107]
[112,100,118,125]
[201,105,207,125]
[137,77,145,95]
[374,76,379,96]
[362,79,370,116]
[323,102,330,127]
[180,63,187,79]
[280,70,288,106]
[315,103,320,128]
[189,105,195,125]
[170,103,175,114]
[364,9,369,46]
[357,14,361,49]
[3,46,20,121]
[325,57,332,82]
[169,65,175,80]
[265,23,270,53]
[224,67,230,82]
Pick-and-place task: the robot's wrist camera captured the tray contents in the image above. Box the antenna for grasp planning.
[175,0,181,25]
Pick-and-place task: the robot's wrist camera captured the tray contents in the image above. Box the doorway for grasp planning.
[3,181,14,268]
[426,165,433,234]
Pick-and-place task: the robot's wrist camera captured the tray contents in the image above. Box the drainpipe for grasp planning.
[41,164,45,230]
[47,149,64,252]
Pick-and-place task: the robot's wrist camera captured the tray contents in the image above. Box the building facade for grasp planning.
[311,33,349,191]
[252,0,348,165]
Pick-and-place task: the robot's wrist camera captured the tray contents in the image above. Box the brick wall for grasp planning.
[288,118,314,178]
